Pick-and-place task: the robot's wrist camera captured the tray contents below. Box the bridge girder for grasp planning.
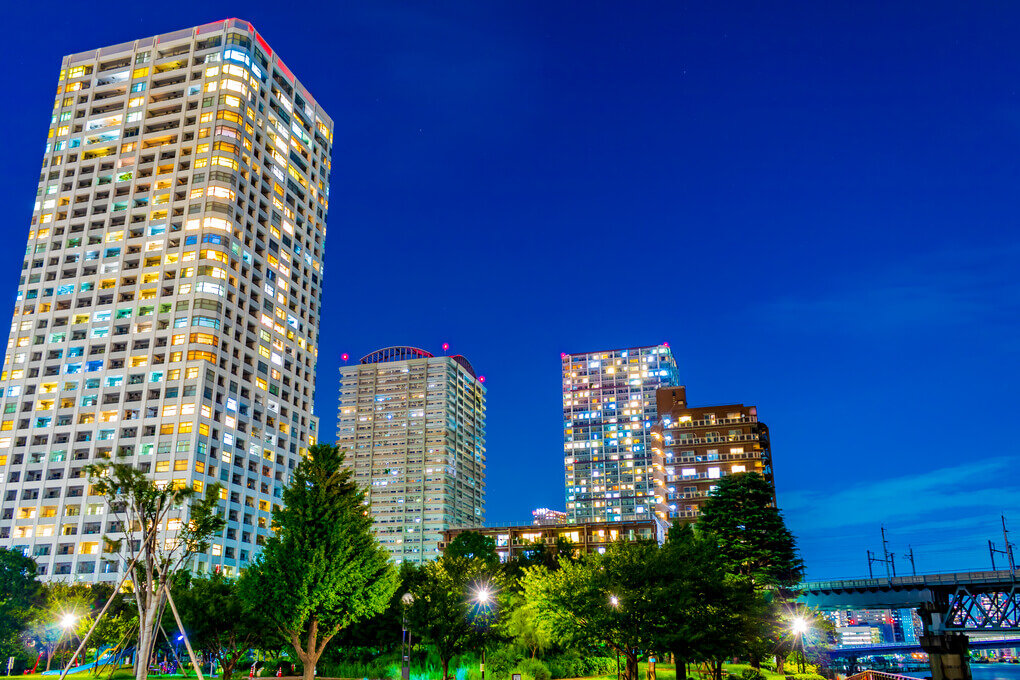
[798,571,1020,634]
[944,585,1020,632]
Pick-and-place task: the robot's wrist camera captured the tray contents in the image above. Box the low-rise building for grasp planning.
[441,517,668,562]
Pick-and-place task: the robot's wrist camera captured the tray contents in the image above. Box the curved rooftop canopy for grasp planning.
[359,346,434,364]
[357,346,480,380]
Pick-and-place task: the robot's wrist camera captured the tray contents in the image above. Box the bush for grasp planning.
[742,669,767,680]
[546,653,616,679]
[518,658,551,680]
[486,647,523,679]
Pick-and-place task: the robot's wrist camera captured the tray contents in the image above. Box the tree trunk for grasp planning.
[223,652,238,680]
[625,652,638,680]
[441,657,450,680]
[301,618,319,680]
[775,655,785,675]
[674,657,687,680]
[45,648,53,673]
[136,601,162,680]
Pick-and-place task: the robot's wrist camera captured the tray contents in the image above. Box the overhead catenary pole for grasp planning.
[1002,515,1016,572]
[905,545,917,576]
[881,526,892,578]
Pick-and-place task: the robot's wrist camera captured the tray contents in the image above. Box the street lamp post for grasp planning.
[59,614,77,669]
[473,587,492,680]
[400,593,414,680]
[609,595,620,680]
[791,617,809,674]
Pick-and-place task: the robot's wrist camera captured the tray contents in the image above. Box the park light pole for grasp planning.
[59,614,77,669]
[609,595,620,680]
[472,585,493,680]
[791,617,810,674]
[400,593,414,680]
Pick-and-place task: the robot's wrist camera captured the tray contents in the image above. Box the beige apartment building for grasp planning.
[337,346,486,564]
[0,19,332,580]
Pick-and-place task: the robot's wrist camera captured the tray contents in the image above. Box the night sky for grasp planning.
[3,2,1018,579]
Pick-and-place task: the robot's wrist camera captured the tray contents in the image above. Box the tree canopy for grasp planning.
[523,541,659,680]
[84,459,223,680]
[176,573,266,680]
[0,548,40,663]
[405,556,503,680]
[443,532,499,569]
[697,472,804,587]
[238,443,397,680]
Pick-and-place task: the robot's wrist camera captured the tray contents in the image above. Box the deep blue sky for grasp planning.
[4,2,1018,579]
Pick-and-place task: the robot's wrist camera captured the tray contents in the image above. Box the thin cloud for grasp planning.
[759,243,1020,335]
[783,457,1020,533]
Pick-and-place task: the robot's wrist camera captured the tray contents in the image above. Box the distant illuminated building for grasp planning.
[532,508,567,525]
[562,345,679,523]
[826,609,920,645]
[336,346,485,563]
[837,626,882,647]
[441,516,667,563]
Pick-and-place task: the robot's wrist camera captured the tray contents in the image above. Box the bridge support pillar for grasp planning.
[920,634,971,680]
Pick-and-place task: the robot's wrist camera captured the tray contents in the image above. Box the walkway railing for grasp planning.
[845,670,919,680]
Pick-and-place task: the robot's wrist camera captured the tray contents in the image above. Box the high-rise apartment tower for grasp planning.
[562,345,679,523]
[652,387,773,520]
[336,347,486,563]
[0,19,332,581]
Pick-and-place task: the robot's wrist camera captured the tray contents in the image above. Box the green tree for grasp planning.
[0,548,40,664]
[405,556,500,680]
[444,532,499,569]
[331,561,427,654]
[524,542,658,680]
[654,524,755,680]
[500,594,552,660]
[697,472,804,587]
[27,583,92,672]
[175,573,264,680]
[85,459,224,680]
[698,473,806,671]
[238,444,397,680]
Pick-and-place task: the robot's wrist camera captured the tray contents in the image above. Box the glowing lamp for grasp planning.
[442,343,449,351]
[479,376,485,383]
[341,353,349,362]
[475,588,492,604]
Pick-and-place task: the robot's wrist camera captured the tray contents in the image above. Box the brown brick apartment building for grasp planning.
[652,387,773,520]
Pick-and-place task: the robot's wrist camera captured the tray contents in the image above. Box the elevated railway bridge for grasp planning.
[798,570,1020,680]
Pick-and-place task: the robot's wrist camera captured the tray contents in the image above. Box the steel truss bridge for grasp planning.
[798,570,1020,633]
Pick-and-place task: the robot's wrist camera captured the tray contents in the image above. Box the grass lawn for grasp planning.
[14,670,186,680]
[583,661,820,680]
